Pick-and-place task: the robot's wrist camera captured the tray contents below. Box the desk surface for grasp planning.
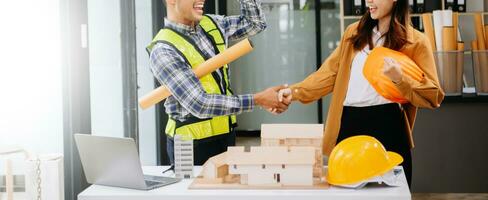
[78,166,411,200]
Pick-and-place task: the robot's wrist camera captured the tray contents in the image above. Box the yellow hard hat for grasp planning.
[326,135,403,186]
[363,47,425,103]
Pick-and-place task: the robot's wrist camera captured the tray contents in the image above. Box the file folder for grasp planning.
[425,0,442,13]
[456,0,466,12]
[344,0,353,16]
[445,0,455,10]
[353,0,363,15]
[416,0,425,13]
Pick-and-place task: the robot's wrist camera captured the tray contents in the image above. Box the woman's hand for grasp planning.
[383,57,403,84]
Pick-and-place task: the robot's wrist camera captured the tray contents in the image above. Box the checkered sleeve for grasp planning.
[149,43,254,118]
[211,0,267,41]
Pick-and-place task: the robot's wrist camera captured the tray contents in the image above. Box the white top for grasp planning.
[343,27,393,107]
[78,166,411,200]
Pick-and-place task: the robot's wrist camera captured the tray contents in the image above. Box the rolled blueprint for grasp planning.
[139,38,254,110]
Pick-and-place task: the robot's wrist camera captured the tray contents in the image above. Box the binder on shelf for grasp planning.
[445,0,455,11]
[353,0,363,15]
[344,0,353,16]
[425,1,442,13]
[409,0,414,13]
[412,17,421,31]
[415,0,425,13]
[456,0,466,12]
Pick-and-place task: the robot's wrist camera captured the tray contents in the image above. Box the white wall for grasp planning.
[228,1,319,130]
[136,0,158,165]
[87,0,124,137]
[0,0,63,156]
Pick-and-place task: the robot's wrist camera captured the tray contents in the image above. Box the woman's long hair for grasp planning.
[349,0,410,51]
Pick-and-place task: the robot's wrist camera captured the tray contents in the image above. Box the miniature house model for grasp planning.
[195,124,325,188]
[200,146,315,186]
[261,124,324,178]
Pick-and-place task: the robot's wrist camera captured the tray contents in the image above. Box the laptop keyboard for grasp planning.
[144,175,180,187]
[145,180,162,187]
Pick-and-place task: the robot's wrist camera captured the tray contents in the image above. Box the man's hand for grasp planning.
[266,87,293,114]
[254,84,291,114]
[278,87,292,104]
[383,57,403,84]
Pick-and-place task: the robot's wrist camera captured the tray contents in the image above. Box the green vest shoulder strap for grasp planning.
[200,15,237,124]
[199,15,235,98]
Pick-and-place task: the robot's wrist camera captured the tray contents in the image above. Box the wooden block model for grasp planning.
[260,124,324,178]
[199,146,315,187]
[192,124,328,189]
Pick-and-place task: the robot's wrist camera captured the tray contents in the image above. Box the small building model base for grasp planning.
[189,176,329,190]
[189,124,329,190]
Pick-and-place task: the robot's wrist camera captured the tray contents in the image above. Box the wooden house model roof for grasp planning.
[261,124,323,139]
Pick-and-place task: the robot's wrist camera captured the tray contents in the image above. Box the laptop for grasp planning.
[74,134,181,190]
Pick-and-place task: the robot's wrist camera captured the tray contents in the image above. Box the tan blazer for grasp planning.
[290,22,445,156]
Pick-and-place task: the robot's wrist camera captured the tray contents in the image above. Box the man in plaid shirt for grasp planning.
[149,0,291,165]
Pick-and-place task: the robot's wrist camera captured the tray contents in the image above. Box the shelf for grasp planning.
[343,12,488,20]
[343,13,423,20]
[458,12,488,16]
[343,15,361,19]
[443,94,488,103]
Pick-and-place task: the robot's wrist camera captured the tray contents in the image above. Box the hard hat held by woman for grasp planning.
[364,47,425,103]
[326,135,405,188]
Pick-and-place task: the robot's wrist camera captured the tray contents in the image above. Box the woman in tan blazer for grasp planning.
[279,0,444,187]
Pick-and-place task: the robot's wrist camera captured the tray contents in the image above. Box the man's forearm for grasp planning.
[184,93,254,118]
[240,0,266,25]
[223,0,267,40]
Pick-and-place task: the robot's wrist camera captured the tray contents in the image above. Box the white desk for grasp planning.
[78,166,411,200]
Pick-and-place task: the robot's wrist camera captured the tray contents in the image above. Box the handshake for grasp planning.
[253,84,293,115]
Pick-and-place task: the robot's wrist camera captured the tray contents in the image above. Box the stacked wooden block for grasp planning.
[260,124,324,179]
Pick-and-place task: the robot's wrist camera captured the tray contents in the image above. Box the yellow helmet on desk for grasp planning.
[363,47,425,103]
[326,135,403,186]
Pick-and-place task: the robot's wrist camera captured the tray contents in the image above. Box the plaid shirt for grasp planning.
[149,0,266,122]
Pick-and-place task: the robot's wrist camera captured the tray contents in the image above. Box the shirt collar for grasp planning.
[164,18,201,35]
[372,26,382,37]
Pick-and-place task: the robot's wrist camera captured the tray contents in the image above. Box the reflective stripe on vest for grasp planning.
[147,15,236,140]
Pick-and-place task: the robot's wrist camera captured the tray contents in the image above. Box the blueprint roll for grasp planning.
[139,38,254,110]
[472,40,479,51]
[441,27,456,93]
[433,10,444,51]
[456,42,465,94]
[484,25,488,48]
[474,13,486,50]
[442,26,456,51]
[452,12,458,45]
[442,10,453,27]
[422,13,436,51]
[473,13,488,91]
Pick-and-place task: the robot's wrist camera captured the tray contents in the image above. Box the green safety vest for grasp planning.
[147,15,237,140]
